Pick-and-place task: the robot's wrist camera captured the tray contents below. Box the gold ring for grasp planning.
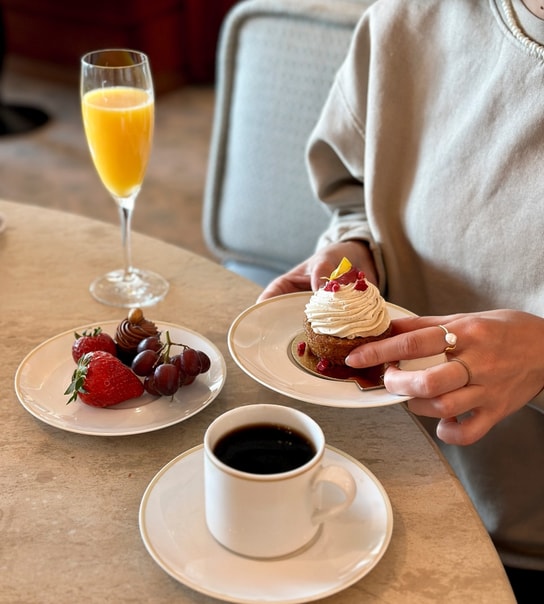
[438,324,457,352]
[449,357,472,387]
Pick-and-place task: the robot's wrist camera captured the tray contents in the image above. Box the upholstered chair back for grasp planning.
[203,0,374,286]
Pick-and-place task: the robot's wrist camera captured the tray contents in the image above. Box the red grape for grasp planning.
[137,336,163,354]
[180,372,196,387]
[197,350,211,373]
[154,363,180,396]
[132,349,159,376]
[143,374,161,396]
[179,348,201,377]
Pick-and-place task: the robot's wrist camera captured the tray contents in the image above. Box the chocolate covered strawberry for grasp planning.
[65,351,144,407]
[72,327,117,363]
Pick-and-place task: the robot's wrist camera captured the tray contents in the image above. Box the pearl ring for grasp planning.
[438,324,457,352]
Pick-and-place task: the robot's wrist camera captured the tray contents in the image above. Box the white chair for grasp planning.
[203,0,374,286]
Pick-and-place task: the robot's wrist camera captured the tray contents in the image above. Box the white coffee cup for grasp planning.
[203,404,357,559]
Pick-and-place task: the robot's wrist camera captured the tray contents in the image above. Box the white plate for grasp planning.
[14,321,226,436]
[139,444,393,604]
[228,292,443,408]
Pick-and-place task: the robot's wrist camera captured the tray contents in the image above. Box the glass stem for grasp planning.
[118,203,134,280]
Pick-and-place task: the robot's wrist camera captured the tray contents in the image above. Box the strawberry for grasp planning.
[65,351,144,407]
[72,327,117,363]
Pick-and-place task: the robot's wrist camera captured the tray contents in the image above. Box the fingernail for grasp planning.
[345,353,356,367]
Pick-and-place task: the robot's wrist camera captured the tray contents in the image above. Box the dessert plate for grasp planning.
[139,444,393,604]
[228,292,443,408]
[14,321,226,436]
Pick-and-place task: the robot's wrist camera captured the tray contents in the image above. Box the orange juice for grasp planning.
[82,86,154,198]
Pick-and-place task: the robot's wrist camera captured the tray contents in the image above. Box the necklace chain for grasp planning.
[501,0,544,59]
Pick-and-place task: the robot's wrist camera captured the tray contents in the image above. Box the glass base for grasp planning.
[90,268,169,308]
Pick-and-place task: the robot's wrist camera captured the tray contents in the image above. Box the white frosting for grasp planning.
[305,280,390,338]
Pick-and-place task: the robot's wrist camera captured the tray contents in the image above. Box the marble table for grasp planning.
[0,200,515,603]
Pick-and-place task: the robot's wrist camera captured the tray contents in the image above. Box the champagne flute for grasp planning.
[81,49,169,307]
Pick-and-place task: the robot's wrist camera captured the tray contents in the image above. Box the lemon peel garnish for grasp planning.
[328,257,352,280]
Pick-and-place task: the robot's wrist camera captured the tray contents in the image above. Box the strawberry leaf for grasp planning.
[65,352,92,404]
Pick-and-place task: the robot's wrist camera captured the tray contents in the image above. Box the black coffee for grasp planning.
[213,423,316,474]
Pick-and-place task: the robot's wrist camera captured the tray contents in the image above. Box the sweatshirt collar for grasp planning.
[508,0,544,46]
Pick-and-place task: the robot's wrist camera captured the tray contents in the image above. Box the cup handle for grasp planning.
[311,464,357,525]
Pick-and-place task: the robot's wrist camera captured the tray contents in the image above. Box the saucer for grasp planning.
[139,444,393,604]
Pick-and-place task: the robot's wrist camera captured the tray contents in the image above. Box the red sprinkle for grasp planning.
[354,278,368,291]
[316,359,331,373]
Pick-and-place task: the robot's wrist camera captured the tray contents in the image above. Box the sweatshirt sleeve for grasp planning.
[305,14,386,286]
[306,72,371,248]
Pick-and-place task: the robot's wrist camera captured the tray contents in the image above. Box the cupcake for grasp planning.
[115,308,160,364]
[303,258,391,365]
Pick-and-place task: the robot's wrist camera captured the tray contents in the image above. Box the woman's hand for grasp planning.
[257,241,377,302]
[345,310,544,445]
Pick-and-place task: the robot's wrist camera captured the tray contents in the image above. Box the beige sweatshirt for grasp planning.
[307,0,544,319]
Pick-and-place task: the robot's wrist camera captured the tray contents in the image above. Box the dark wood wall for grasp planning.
[2,0,239,92]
